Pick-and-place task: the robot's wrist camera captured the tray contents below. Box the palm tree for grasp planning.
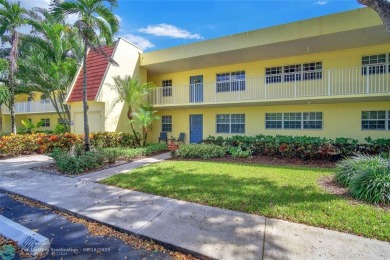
[54,0,119,151]
[133,104,160,147]
[112,76,157,146]
[0,0,29,134]
[357,0,390,35]
[19,8,79,132]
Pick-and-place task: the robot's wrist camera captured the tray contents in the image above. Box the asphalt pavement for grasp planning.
[0,191,172,260]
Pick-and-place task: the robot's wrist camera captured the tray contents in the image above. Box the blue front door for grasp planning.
[190,115,203,143]
[189,75,203,103]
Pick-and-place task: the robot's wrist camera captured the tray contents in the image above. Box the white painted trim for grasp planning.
[0,215,50,256]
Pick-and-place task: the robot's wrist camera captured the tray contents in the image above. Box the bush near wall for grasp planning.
[203,135,390,161]
[0,132,137,156]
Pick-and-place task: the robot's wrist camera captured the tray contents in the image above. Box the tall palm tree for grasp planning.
[112,76,157,146]
[54,0,119,151]
[19,8,79,132]
[0,0,29,134]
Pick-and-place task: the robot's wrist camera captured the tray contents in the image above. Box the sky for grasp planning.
[17,0,363,52]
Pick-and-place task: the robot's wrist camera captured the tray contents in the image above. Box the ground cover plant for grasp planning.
[103,143,168,160]
[202,135,390,161]
[49,143,167,174]
[336,154,390,204]
[101,161,390,241]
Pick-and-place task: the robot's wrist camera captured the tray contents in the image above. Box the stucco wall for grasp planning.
[149,101,390,144]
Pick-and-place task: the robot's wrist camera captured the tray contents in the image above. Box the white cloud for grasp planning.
[315,1,328,5]
[139,23,203,40]
[120,34,155,50]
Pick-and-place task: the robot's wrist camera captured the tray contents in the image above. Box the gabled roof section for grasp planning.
[67,45,115,102]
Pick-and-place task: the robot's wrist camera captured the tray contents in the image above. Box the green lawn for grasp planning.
[101,161,390,241]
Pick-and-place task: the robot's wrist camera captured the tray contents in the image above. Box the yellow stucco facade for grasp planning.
[5,7,386,143]
[1,92,65,133]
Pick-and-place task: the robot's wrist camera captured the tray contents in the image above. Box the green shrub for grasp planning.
[103,143,167,160]
[178,144,226,159]
[229,147,252,158]
[50,148,106,174]
[53,124,67,134]
[202,134,390,161]
[349,162,389,204]
[336,154,387,187]
[90,132,137,148]
[103,149,120,164]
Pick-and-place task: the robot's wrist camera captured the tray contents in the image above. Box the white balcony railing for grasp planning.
[1,100,58,114]
[149,66,390,106]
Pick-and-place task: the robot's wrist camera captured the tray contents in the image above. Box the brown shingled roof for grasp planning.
[67,45,115,102]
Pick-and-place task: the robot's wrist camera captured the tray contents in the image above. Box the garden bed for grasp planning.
[171,154,336,168]
[43,144,168,176]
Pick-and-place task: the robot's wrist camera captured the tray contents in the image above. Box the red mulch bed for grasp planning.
[170,154,337,168]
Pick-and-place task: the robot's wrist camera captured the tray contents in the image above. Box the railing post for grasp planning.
[294,80,297,98]
[327,70,331,96]
[366,67,370,94]
[264,80,267,99]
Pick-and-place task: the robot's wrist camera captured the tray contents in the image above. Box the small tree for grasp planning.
[133,104,160,147]
[112,76,156,146]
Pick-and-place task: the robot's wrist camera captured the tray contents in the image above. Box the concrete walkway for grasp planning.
[1,154,389,260]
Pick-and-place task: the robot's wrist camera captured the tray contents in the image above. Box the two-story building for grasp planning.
[66,7,389,143]
[1,92,65,133]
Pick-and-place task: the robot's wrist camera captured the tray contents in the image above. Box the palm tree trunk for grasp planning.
[9,87,16,134]
[127,108,141,146]
[82,43,90,151]
[357,0,390,35]
[143,129,147,147]
[9,32,18,134]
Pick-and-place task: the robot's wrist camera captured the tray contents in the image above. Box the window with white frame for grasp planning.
[162,80,172,97]
[161,115,172,132]
[265,112,323,130]
[303,112,323,129]
[216,114,245,133]
[362,53,390,75]
[283,113,302,129]
[265,113,282,129]
[216,71,245,92]
[361,111,389,130]
[266,62,322,84]
[41,118,50,127]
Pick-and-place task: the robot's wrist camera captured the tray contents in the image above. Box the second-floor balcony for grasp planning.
[149,66,390,107]
[1,100,58,114]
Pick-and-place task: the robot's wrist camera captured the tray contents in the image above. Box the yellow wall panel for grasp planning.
[148,101,390,144]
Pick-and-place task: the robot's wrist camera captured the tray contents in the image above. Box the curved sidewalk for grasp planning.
[1,154,389,260]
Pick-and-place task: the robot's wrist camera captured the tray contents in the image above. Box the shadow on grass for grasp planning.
[102,162,338,215]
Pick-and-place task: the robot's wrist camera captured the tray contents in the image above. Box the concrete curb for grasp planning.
[1,189,212,260]
[0,215,50,256]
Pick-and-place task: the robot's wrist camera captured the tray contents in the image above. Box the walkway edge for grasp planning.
[0,189,214,260]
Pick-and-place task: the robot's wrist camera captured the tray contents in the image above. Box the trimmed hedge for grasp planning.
[203,135,390,161]
[178,144,226,159]
[0,132,138,156]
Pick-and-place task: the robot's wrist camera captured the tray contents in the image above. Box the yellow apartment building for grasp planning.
[1,92,65,133]
[65,8,389,143]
